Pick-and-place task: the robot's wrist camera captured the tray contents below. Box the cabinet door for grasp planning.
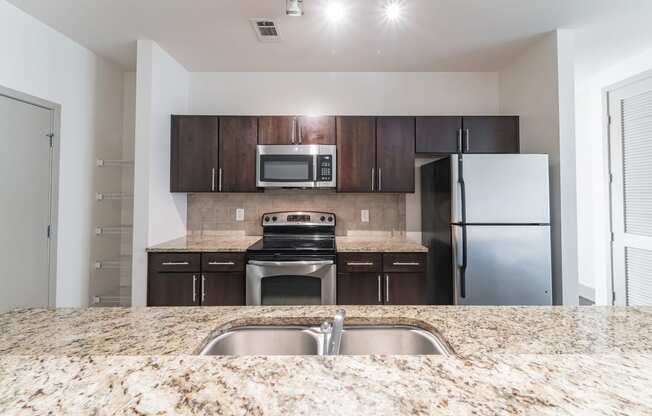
[148,272,199,306]
[336,117,376,192]
[298,116,335,145]
[376,117,415,193]
[219,116,258,192]
[337,273,383,305]
[415,116,462,154]
[462,116,519,154]
[201,273,245,306]
[385,273,427,305]
[170,116,219,192]
[258,116,296,145]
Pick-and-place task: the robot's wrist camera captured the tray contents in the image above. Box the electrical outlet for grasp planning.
[236,208,245,222]
[361,209,369,223]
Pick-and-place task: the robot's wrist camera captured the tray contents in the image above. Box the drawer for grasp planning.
[149,252,201,272]
[202,252,245,272]
[383,253,426,273]
[338,253,382,273]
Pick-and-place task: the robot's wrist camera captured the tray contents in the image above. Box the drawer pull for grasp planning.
[208,261,235,266]
[162,261,190,266]
[392,262,420,266]
[346,262,374,266]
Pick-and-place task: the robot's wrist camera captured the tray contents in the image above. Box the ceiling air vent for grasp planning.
[250,19,281,42]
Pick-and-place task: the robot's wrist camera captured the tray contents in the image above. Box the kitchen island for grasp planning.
[1,306,652,415]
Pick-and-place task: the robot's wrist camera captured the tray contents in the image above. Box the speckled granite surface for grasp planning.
[336,237,428,252]
[1,306,652,415]
[146,234,261,252]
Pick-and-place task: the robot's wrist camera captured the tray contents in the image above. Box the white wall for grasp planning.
[0,0,125,307]
[575,46,652,305]
[499,30,578,305]
[132,40,189,306]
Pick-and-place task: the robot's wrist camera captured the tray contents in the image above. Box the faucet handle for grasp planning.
[320,322,332,334]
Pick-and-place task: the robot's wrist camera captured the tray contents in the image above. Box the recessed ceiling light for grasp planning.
[384,1,402,21]
[325,1,345,23]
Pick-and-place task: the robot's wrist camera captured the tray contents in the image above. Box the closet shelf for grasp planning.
[96,192,133,201]
[95,225,133,236]
[96,159,134,168]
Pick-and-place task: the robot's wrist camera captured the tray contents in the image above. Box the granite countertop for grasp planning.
[1,306,652,414]
[336,236,428,252]
[147,234,261,252]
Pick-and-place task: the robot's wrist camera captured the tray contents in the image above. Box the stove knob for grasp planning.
[264,216,270,222]
[272,216,278,222]
[327,216,334,222]
[320,216,326,222]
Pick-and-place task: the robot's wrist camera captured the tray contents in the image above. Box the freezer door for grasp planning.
[454,225,552,305]
[454,154,550,224]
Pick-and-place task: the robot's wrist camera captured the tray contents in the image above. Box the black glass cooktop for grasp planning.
[247,236,336,254]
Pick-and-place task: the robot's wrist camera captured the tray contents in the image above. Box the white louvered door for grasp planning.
[609,76,652,306]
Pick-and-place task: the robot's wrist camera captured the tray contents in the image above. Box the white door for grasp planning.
[609,75,652,306]
[0,94,53,309]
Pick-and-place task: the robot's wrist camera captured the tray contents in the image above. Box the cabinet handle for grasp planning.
[457,129,462,153]
[347,262,374,266]
[378,168,382,191]
[192,275,197,303]
[385,274,390,304]
[161,261,190,266]
[465,128,470,152]
[201,274,206,303]
[298,119,303,144]
[378,275,382,303]
[211,168,216,191]
[291,118,296,144]
[218,168,223,192]
[208,261,235,266]
[371,168,375,191]
[392,262,420,266]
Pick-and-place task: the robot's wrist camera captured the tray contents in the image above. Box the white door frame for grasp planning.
[0,85,61,307]
[603,68,652,306]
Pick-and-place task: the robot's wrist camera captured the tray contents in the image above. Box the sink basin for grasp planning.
[199,325,450,356]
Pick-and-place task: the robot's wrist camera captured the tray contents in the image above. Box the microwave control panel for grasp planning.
[317,155,333,182]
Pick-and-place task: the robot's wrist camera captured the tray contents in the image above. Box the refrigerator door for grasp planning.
[452,154,550,224]
[454,225,552,305]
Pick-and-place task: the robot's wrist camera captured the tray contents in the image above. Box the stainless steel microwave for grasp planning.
[256,145,336,188]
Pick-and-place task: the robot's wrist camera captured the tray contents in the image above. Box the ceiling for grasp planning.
[7,0,652,72]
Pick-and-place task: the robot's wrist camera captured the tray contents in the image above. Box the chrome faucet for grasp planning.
[324,309,346,355]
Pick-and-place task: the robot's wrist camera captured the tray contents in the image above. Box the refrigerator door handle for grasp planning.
[460,225,467,299]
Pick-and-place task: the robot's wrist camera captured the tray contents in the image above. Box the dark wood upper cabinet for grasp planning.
[170,116,218,192]
[297,116,336,145]
[337,117,376,192]
[337,273,383,305]
[201,272,245,306]
[376,117,415,193]
[462,116,519,154]
[219,116,258,192]
[416,116,462,154]
[258,116,296,145]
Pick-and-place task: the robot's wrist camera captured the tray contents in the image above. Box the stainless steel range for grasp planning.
[246,211,336,306]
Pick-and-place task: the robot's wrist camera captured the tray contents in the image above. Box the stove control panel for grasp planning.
[262,211,336,226]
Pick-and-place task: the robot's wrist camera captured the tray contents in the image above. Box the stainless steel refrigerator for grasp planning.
[421,154,552,305]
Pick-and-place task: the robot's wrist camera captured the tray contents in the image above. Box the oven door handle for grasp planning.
[248,260,334,267]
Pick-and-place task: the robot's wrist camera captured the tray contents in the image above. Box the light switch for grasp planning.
[361,209,369,223]
[236,208,245,222]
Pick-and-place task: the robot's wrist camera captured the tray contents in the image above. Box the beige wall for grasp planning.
[188,192,406,236]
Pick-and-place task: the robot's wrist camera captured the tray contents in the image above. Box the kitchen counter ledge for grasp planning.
[2,306,652,415]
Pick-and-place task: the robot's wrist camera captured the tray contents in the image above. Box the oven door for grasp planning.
[246,259,336,305]
[257,145,317,188]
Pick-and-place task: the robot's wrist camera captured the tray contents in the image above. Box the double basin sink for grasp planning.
[199,325,451,356]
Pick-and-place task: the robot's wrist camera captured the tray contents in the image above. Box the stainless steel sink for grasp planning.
[199,325,450,356]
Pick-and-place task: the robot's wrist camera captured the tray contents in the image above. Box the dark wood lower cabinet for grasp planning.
[148,272,199,306]
[201,272,245,306]
[385,273,427,305]
[337,273,383,305]
[337,252,428,305]
[148,252,245,306]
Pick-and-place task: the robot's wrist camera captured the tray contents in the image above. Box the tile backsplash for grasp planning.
[188,191,406,236]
